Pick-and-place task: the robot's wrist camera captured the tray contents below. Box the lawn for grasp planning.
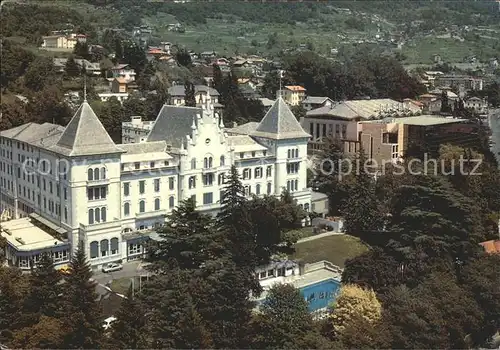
[291,234,369,268]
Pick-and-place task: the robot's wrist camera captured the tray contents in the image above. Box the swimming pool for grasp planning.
[300,278,341,312]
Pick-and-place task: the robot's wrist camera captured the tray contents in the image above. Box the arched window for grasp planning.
[288,149,291,158]
[139,200,145,213]
[90,241,98,259]
[204,157,208,169]
[101,167,106,179]
[110,238,119,255]
[94,168,100,181]
[154,198,160,211]
[95,208,100,222]
[124,202,130,216]
[296,148,299,157]
[294,179,298,191]
[256,184,261,195]
[267,182,272,195]
[169,196,175,208]
[100,239,109,257]
[101,207,106,222]
[191,158,196,169]
[220,155,225,166]
[208,157,213,168]
[218,173,225,185]
[88,209,94,224]
[87,169,93,181]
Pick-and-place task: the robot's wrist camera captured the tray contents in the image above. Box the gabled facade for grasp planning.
[0,98,312,270]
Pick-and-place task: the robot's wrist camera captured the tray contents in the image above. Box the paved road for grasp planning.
[93,260,147,285]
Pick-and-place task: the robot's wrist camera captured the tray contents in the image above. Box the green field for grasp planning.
[144,15,385,57]
[402,35,500,64]
[291,234,369,268]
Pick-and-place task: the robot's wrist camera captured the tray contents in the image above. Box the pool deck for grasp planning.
[254,260,342,301]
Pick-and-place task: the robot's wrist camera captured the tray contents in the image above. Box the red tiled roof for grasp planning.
[479,240,500,254]
[285,85,306,92]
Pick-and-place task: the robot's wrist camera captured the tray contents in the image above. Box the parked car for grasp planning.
[102,316,117,330]
[102,263,123,273]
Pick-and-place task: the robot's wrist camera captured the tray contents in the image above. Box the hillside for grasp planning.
[2,0,499,64]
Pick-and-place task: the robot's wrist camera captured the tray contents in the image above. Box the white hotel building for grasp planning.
[0,98,312,270]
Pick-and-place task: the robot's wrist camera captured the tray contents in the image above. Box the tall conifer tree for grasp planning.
[60,244,102,349]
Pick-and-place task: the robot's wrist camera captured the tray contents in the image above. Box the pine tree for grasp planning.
[108,285,146,349]
[440,90,450,113]
[139,260,213,349]
[184,80,197,107]
[218,165,253,265]
[148,198,224,271]
[212,63,223,92]
[23,253,61,322]
[60,244,102,349]
[340,146,385,235]
[251,284,331,349]
[65,56,81,77]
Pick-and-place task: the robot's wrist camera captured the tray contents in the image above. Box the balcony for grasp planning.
[86,178,109,186]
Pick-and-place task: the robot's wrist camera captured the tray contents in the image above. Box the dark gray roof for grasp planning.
[168,85,219,96]
[0,123,65,151]
[146,105,202,148]
[53,102,123,157]
[302,96,331,104]
[252,98,310,140]
[119,141,169,154]
[226,122,259,135]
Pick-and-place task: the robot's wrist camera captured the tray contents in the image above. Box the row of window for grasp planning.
[239,150,267,159]
[87,186,107,201]
[243,166,272,180]
[287,148,299,159]
[191,155,225,170]
[286,162,300,174]
[122,160,170,171]
[89,238,119,259]
[287,179,299,192]
[123,177,175,196]
[123,197,175,216]
[310,122,347,140]
[87,167,106,181]
[188,173,224,189]
[88,207,107,225]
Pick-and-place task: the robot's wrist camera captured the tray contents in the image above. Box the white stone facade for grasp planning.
[0,98,311,269]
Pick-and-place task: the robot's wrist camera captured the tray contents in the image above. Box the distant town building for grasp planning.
[41,33,86,50]
[122,116,155,144]
[464,96,488,114]
[435,74,484,91]
[278,85,307,106]
[301,96,334,111]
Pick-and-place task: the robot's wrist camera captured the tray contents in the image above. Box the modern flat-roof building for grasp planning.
[301,98,423,154]
[350,115,479,166]
[0,215,71,270]
[0,98,312,269]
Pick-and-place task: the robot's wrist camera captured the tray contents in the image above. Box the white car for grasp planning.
[102,316,117,330]
[102,263,123,273]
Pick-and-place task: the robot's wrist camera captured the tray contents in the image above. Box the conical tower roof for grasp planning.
[53,102,123,156]
[252,97,310,140]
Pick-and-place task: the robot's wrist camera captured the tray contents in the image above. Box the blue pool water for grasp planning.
[300,278,341,312]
